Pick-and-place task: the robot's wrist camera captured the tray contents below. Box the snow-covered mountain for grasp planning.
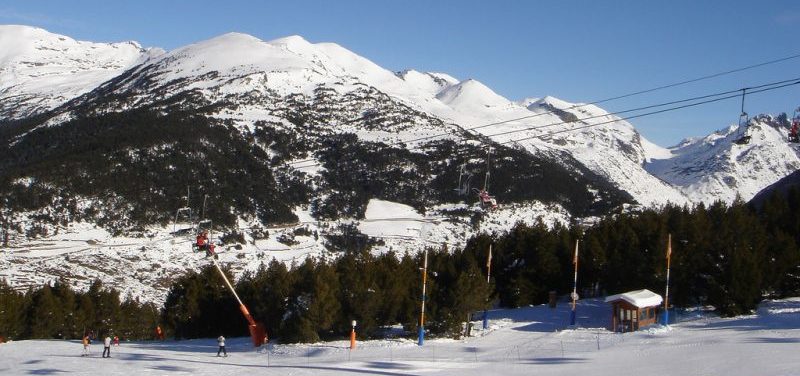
[38,29,689,207]
[646,114,800,204]
[2,25,789,211]
[0,25,160,119]
[2,25,798,303]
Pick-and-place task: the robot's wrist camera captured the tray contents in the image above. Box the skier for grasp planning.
[196,231,208,252]
[113,335,119,346]
[217,335,227,357]
[155,326,164,341]
[102,336,111,358]
[206,242,217,259]
[81,334,91,357]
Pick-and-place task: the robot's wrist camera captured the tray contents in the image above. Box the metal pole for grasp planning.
[483,244,492,330]
[570,239,579,326]
[664,234,672,325]
[483,148,491,191]
[418,248,428,346]
[201,194,208,223]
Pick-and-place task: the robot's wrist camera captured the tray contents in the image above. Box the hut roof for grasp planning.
[604,289,663,308]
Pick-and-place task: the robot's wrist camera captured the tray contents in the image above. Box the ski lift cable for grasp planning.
[291,77,799,169]
[288,52,800,166]
[469,78,797,143]
[291,76,800,169]
[499,80,800,145]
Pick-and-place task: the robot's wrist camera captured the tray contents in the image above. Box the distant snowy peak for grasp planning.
[646,115,800,204]
[515,97,541,108]
[523,96,690,206]
[436,79,510,109]
[0,25,157,119]
[526,95,579,112]
[396,70,459,96]
[113,32,417,101]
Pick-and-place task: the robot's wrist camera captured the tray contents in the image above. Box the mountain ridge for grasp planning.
[1,25,798,302]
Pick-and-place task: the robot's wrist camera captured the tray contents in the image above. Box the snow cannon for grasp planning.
[209,256,268,348]
[250,322,267,347]
[238,304,268,347]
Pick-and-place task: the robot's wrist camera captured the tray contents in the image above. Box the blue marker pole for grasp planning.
[418,249,428,346]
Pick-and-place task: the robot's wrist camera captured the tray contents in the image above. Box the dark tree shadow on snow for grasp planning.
[26,369,66,375]
[520,357,587,364]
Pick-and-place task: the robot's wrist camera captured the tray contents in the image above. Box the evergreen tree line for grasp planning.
[161,248,490,343]
[462,191,800,317]
[0,280,159,341]
[161,190,800,343]
[3,191,798,342]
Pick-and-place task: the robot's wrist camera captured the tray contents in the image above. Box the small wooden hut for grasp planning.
[605,289,663,332]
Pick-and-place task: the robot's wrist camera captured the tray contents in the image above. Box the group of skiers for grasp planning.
[80,331,229,358]
[81,333,119,357]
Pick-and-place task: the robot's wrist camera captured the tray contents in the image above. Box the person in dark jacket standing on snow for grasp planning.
[217,335,227,357]
[102,336,112,358]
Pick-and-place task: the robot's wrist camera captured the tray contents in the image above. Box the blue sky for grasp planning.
[2,0,799,146]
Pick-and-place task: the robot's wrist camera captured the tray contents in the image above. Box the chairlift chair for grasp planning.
[476,189,498,210]
[192,219,214,254]
[475,147,499,210]
[172,207,193,235]
[790,109,800,143]
[734,112,751,145]
[734,89,751,145]
[454,163,474,196]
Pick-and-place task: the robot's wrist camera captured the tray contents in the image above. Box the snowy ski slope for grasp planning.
[1,298,798,375]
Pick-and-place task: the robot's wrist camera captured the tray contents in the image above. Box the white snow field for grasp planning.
[1,298,798,376]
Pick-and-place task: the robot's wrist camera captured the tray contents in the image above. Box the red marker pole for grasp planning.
[350,320,357,350]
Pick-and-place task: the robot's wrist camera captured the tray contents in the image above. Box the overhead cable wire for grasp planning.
[291,76,800,169]
[500,80,800,145]
[288,52,800,167]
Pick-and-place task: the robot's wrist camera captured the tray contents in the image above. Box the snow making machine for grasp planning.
[209,257,268,347]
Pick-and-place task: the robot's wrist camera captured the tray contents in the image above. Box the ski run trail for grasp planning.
[1,297,798,375]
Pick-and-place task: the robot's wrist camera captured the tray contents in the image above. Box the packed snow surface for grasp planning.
[1,298,798,375]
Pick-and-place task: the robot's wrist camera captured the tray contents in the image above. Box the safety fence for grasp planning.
[257,330,630,367]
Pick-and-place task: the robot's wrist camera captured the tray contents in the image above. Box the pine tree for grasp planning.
[25,284,62,338]
[335,249,382,337]
[0,281,27,340]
